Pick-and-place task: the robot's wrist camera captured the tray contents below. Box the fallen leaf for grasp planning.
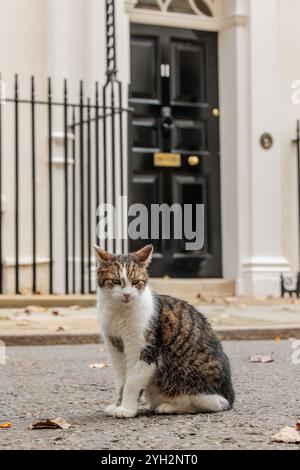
[249,354,274,363]
[271,426,300,444]
[55,326,65,332]
[88,362,108,369]
[275,336,281,343]
[0,422,13,429]
[51,310,63,317]
[28,417,71,430]
[296,422,300,431]
[24,305,48,314]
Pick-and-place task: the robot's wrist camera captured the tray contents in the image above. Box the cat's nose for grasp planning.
[122,293,131,303]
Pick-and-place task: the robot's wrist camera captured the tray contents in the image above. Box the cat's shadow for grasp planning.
[71,408,154,425]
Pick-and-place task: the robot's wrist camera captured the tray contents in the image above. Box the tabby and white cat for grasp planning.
[94,244,234,418]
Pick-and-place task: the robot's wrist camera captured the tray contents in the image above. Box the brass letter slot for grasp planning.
[154,152,181,168]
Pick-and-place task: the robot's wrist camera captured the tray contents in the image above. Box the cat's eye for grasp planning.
[112,279,121,285]
[132,280,140,285]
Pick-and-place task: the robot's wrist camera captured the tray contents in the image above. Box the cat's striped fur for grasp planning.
[94,244,234,418]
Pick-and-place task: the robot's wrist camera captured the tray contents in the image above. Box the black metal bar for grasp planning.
[0,74,3,293]
[102,84,108,252]
[111,83,116,254]
[95,82,100,242]
[72,108,76,294]
[64,79,69,294]
[79,81,85,293]
[118,82,124,253]
[48,78,53,294]
[31,76,37,293]
[4,97,123,110]
[14,74,20,294]
[127,84,134,255]
[87,98,92,293]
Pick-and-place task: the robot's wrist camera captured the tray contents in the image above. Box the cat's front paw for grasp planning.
[104,403,119,416]
[114,406,137,419]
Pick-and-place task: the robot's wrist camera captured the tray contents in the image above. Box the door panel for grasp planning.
[130,36,160,101]
[129,24,222,278]
[171,40,206,104]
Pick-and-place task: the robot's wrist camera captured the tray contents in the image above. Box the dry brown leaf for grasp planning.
[25,305,48,314]
[275,336,281,343]
[271,426,300,444]
[28,417,71,430]
[296,422,300,431]
[249,354,274,363]
[88,362,108,369]
[51,310,63,317]
[55,326,65,332]
[0,422,13,429]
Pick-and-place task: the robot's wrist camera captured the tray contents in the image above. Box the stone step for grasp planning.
[150,278,235,304]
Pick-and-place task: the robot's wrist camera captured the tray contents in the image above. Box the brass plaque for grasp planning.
[154,152,181,168]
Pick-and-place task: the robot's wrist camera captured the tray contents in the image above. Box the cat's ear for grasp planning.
[133,244,153,267]
[93,245,113,265]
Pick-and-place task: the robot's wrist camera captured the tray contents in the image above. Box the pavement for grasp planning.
[1,297,300,345]
[1,340,299,450]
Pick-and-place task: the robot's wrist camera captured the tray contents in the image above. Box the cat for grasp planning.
[94,244,235,418]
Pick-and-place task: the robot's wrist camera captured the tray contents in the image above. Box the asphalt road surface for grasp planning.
[0,340,299,450]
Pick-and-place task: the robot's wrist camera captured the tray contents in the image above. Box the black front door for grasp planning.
[129,24,222,278]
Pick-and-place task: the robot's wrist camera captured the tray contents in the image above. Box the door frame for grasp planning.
[125,1,239,281]
[121,0,290,295]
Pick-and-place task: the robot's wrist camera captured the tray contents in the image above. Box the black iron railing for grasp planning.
[0,75,129,295]
[0,0,130,295]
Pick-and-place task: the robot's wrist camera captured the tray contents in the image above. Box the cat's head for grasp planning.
[93,244,153,305]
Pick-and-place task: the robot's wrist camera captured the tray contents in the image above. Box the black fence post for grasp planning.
[72,107,76,294]
[79,80,85,294]
[87,97,92,293]
[31,76,37,293]
[48,77,53,294]
[63,79,69,294]
[14,74,20,294]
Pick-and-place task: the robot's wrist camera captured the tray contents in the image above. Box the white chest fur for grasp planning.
[97,286,155,347]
